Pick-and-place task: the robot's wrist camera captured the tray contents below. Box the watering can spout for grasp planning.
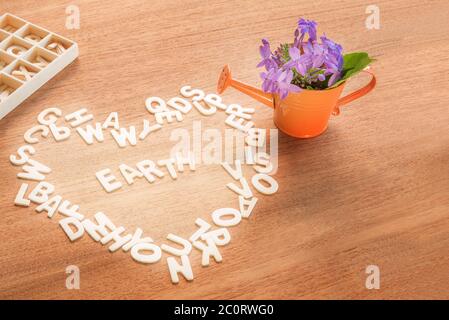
[217,65,274,108]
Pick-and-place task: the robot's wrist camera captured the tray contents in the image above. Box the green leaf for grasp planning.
[330,52,374,88]
[280,43,291,64]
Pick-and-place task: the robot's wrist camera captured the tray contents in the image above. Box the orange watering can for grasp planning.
[217,65,376,138]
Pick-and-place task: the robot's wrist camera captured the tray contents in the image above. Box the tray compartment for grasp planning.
[0,73,23,104]
[25,47,57,69]
[0,30,10,44]
[41,33,74,55]
[0,36,33,57]
[0,14,27,34]
[8,59,41,82]
[17,23,50,44]
[0,50,16,71]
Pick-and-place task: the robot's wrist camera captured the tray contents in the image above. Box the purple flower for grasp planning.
[293,28,300,47]
[297,18,317,42]
[286,44,328,83]
[272,49,283,67]
[328,71,341,86]
[321,35,343,70]
[285,46,310,75]
[257,39,277,71]
[260,67,301,99]
[276,69,301,99]
[321,34,343,56]
[303,41,326,68]
[257,17,345,98]
[260,67,279,92]
[320,35,343,85]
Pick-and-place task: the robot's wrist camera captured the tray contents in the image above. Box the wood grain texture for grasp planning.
[0,0,448,300]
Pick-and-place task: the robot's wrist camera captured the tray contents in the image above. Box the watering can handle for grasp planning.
[333,68,376,116]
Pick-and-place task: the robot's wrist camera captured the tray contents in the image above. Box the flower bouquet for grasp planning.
[216,18,376,138]
[258,18,374,99]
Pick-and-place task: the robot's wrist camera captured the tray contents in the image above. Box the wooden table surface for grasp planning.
[0,0,448,300]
